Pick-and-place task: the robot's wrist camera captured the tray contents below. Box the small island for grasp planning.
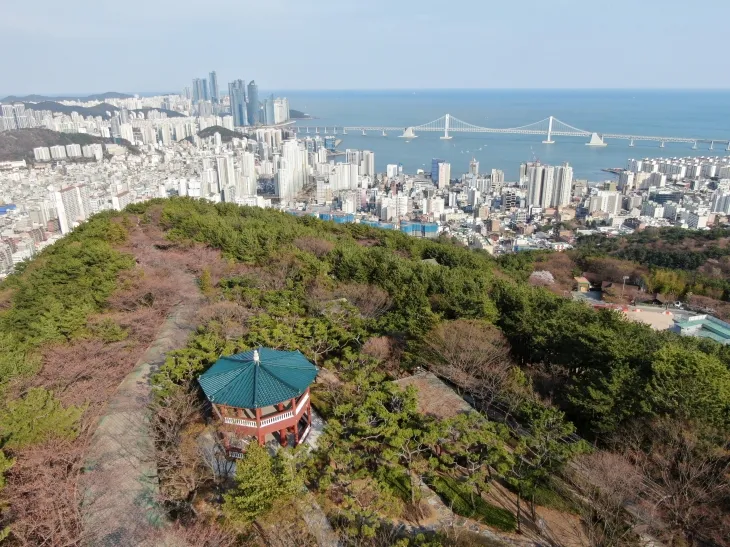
[289,108,314,120]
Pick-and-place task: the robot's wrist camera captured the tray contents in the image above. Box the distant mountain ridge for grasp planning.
[14,101,184,121]
[0,128,136,162]
[1,92,133,103]
[183,126,239,144]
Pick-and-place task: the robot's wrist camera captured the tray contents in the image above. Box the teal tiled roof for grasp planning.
[198,347,318,409]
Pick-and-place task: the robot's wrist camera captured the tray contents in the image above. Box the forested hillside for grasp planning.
[0,128,137,162]
[0,199,728,546]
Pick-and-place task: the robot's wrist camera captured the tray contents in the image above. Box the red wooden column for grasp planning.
[255,407,263,446]
[291,397,299,445]
[307,397,312,432]
[277,403,288,447]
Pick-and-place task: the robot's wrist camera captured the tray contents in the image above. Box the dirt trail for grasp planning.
[81,230,204,546]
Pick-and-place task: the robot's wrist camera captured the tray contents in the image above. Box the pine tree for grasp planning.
[223,443,284,524]
[0,388,84,449]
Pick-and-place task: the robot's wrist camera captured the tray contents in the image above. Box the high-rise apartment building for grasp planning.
[551,162,573,207]
[361,151,375,177]
[215,156,235,189]
[1,104,16,131]
[228,80,248,127]
[273,98,290,124]
[438,162,451,189]
[192,78,209,103]
[12,104,30,129]
[209,71,219,104]
[247,81,260,125]
[49,145,67,160]
[34,147,51,162]
[65,144,82,158]
[490,169,505,185]
[53,184,90,234]
[263,94,275,125]
[526,162,565,208]
[590,191,622,216]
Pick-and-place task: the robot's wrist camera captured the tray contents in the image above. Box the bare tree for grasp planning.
[613,418,730,545]
[198,430,235,486]
[159,519,238,547]
[640,424,729,544]
[150,387,212,512]
[528,270,556,287]
[423,319,514,410]
[575,451,641,547]
[2,440,86,546]
[335,283,393,319]
[293,236,335,258]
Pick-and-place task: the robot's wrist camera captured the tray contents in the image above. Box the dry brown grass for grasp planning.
[0,218,234,546]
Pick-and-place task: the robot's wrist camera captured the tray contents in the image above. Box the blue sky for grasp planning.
[2,0,729,95]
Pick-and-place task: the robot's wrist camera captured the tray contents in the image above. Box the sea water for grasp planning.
[275,89,730,181]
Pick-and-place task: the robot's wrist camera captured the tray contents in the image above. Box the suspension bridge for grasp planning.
[292,114,730,150]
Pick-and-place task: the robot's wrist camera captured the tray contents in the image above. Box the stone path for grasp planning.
[81,285,203,546]
[299,408,342,547]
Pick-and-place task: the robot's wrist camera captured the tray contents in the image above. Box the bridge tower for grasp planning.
[440,114,452,140]
[726,142,730,151]
[542,116,555,144]
[400,127,418,139]
[382,130,387,137]
[692,141,697,150]
[342,128,347,135]
[362,129,366,135]
[629,138,635,147]
[660,141,665,148]
[585,133,607,147]
[710,141,714,150]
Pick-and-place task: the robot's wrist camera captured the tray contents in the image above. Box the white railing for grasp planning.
[299,425,312,443]
[229,451,244,459]
[295,391,310,415]
[223,417,257,428]
[260,410,294,427]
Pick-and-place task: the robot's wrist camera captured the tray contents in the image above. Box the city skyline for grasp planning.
[2,0,730,94]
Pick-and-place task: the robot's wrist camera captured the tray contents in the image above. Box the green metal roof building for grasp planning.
[198,348,318,453]
[672,314,730,345]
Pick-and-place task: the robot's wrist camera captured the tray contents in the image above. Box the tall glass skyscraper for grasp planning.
[431,158,444,181]
[201,78,209,101]
[246,81,259,125]
[192,78,209,103]
[208,71,219,104]
[263,94,275,125]
[228,80,248,127]
[192,78,202,103]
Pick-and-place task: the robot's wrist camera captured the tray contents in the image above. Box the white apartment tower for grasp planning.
[438,162,451,189]
[53,184,90,234]
[551,162,573,207]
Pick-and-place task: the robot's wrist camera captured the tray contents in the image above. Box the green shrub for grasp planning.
[426,474,516,532]
[375,465,413,503]
[0,388,84,449]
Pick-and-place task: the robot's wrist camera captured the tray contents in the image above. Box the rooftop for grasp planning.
[674,314,730,344]
[198,347,319,409]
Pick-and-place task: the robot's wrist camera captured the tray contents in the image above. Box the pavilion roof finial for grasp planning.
[253,349,260,363]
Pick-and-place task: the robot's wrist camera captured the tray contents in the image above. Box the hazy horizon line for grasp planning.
[3,87,730,98]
